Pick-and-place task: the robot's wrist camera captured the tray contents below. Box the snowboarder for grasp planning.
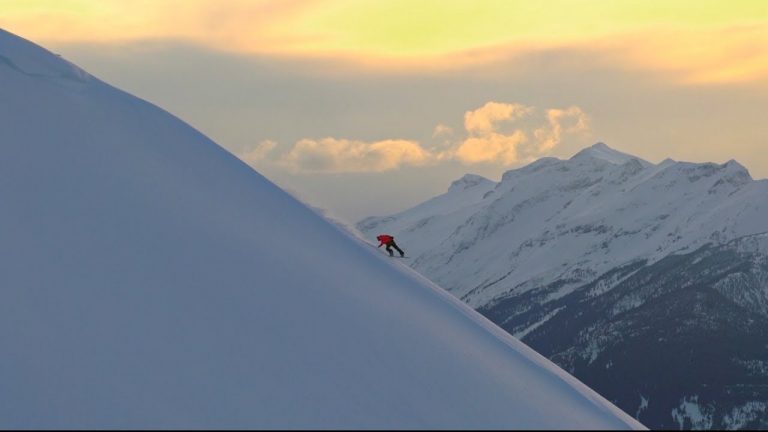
[377,234,405,257]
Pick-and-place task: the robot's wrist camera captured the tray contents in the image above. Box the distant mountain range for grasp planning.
[359,143,768,429]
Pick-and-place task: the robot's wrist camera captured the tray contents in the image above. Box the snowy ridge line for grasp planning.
[359,142,768,307]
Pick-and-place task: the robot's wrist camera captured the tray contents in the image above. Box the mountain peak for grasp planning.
[723,159,749,174]
[720,159,753,186]
[448,173,494,192]
[570,142,649,166]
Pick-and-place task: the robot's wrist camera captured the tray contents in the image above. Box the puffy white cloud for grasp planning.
[464,101,533,134]
[280,137,433,173]
[454,131,527,165]
[239,139,278,165]
[534,106,590,152]
[244,102,591,172]
[453,102,590,165]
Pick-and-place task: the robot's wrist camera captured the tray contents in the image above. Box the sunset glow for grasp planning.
[3,0,767,83]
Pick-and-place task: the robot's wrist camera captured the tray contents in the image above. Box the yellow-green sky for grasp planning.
[4,0,768,81]
[2,0,768,219]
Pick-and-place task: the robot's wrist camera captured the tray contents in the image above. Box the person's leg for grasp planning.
[386,244,394,256]
[391,241,405,257]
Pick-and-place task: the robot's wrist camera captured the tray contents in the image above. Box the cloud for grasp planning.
[432,123,454,138]
[241,101,591,173]
[464,102,533,134]
[534,106,590,152]
[240,139,278,165]
[0,0,318,48]
[5,2,768,84]
[454,130,528,165]
[279,137,433,173]
[452,101,591,165]
[598,24,768,85]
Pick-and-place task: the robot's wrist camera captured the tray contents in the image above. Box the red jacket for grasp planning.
[377,234,394,247]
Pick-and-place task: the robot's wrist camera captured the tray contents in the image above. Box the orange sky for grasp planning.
[3,0,768,84]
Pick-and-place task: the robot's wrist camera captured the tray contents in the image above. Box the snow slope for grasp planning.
[0,29,643,429]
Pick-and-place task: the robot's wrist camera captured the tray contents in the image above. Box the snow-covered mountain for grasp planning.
[359,143,768,429]
[0,29,644,429]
